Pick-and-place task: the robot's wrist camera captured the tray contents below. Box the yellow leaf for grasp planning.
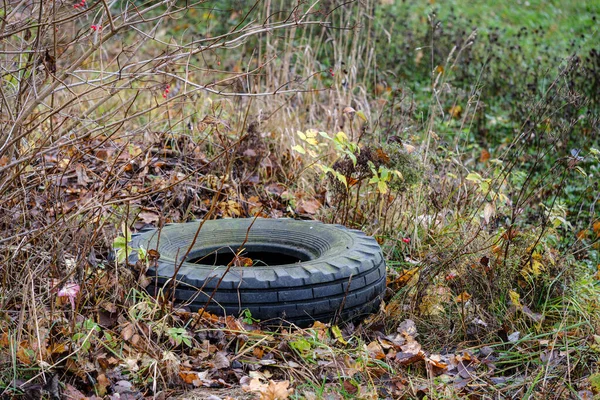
[291,145,305,154]
[305,137,318,146]
[356,110,368,122]
[296,131,306,141]
[331,325,347,345]
[530,259,544,276]
[377,180,388,194]
[449,105,462,118]
[335,131,348,142]
[509,290,521,308]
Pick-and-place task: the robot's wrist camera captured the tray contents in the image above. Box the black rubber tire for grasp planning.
[129,218,386,327]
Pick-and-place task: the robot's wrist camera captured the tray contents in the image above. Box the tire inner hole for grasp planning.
[187,245,314,266]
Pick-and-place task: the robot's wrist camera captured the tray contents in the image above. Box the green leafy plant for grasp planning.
[113,223,133,264]
[166,327,192,348]
[241,309,260,324]
[72,319,101,354]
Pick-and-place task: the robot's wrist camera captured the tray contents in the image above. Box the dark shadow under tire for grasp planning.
[129,218,386,327]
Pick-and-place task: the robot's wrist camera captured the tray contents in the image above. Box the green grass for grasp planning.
[384,0,598,51]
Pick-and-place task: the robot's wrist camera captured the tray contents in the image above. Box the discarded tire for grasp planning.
[129,218,386,327]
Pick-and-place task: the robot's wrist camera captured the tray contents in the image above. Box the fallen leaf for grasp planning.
[121,323,135,341]
[455,291,471,303]
[179,371,198,385]
[96,374,111,397]
[366,341,386,360]
[426,354,448,370]
[63,384,87,400]
[331,325,347,345]
[342,380,358,395]
[375,148,391,164]
[396,337,424,365]
[397,319,417,337]
[296,199,321,215]
[260,380,293,400]
[509,290,521,308]
[507,331,520,342]
[138,211,159,224]
[212,351,230,369]
[242,377,266,393]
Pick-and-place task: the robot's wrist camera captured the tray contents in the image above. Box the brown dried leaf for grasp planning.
[138,211,160,224]
[242,377,265,392]
[121,323,135,341]
[265,183,286,196]
[342,380,358,395]
[96,374,111,397]
[396,336,424,366]
[483,202,494,225]
[179,371,198,385]
[366,341,385,360]
[213,351,230,369]
[260,380,293,400]
[402,143,416,154]
[397,319,417,337]
[455,291,471,303]
[296,199,321,215]
[63,384,87,400]
[426,354,448,370]
[234,256,254,267]
[75,163,92,185]
[16,345,33,365]
[480,149,491,163]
